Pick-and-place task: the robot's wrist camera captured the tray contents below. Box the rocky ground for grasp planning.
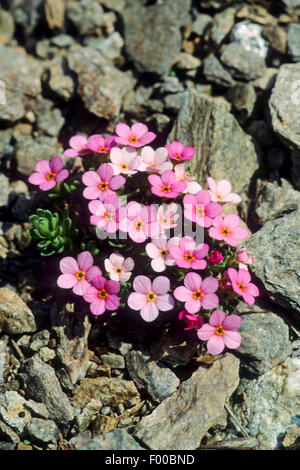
[0,0,300,451]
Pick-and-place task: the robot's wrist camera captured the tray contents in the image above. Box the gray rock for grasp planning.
[86,32,124,60]
[14,134,61,176]
[0,46,42,122]
[29,330,50,353]
[38,347,56,363]
[25,356,74,426]
[175,52,201,71]
[78,429,145,450]
[287,23,300,62]
[282,425,300,449]
[150,325,199,368]
[252,68,278,91]
[210,7,235,46]
[282,0,300,13]
[0,9,15,45]
[47,58,75,101]
[25,418,60,444]
[192,13,212,36]
[226,83,256,118]
[269,63,300,151]
[52,307,91,385]
[35,97,65,137]
[24,400,50,419]
[68,430,92,449]
[135,354,240,450]
[100,0,125,12]
[160,77,184,94]
[235,304,292,375]
[233,357,300,449]
[75,399,103,432]
[0,391,31,434]
[0,174,10,208]
[0,339,10,384]
[221,43,267,80]
[50,34,74,48]
[231,20,268,58]
[66,0,104,36]
[123,0,191,76]
[0,287,36,334]
[68,45,135,121]
[169,90,259,194]
[7,0,44,37]
[101,353,125,369]
[254,180,300,225]
[125,350,180,403]
[203,55,236,88]
[0,419,20,444]
[164,93,184,113]
[45,0,65,30]
[244,210,300,315]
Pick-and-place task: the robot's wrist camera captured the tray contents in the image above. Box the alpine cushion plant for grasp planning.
[27,121,260,357]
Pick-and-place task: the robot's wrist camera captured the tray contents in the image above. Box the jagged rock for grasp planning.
[135,354,240,450]
[192,13,212,36]
[122,0,191,76]
[226,83,256,117]
[253,180,300,225]
[25,418,60,444]
[210,7,235,46]
[35,97,65,137]
[14,134,62,176]
[269,63,300,151]
[233,357,300,449]
[25,356,74,426]
[287,23,300,62]
[169,91,259,194]
[79,429,145,450]
[125,349,180,403]
[0,419,20,444]
[235,303,292,375]
[0,46,42,122]
[0,9,15,45]
[244,210,300,315]
[67,45,135,121]
[0,288,36,334]
[66,0,104,36]
[203,55,236,88]
[86,32,124,61]
[0,391,31,434]
[0,174,10,208]
[221,43,267,80]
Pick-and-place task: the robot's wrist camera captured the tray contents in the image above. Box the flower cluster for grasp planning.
[28,122,259,356]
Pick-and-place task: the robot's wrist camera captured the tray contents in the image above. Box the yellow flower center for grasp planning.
[104,211,114,221]
[146,291,156,302]
[98,288,108,299]
[161,216,170,225]
[192,289,204,300]
[196,205,205,217]
[81,147,90,154]
[160,249,168,257]
[173,154,182,160]
[98,181,109,191]
[215,325,225,336]
[216,193,223,200]
[46,172,56,181]
[184,252,195,262]
[129,136,139,143]
[220,227,231,237]
[161,185,171,193]
[135,219,145,230]
[75,270,86,280]
[121,163,128,169]
[237,282,246,292]
[98,146,108,153]
[115,267,122,274]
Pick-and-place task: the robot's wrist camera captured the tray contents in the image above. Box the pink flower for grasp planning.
[169,236,209,270]
[208,250,224,265]
[82,163,125,201]
[148,170,187,198]
[127,275,174,322]
[227,268,259,305]
[178,311,203,330]
[146,237,180,272]
[88,195,121,233]
[174,163,201,194]
[104,253,134,282]
[86,134,118,154]
[109,146,141,175]
[174,272,219,314]
[237,250,255,270]
[119,202,162,243]
[157,203,179,230]
[57,251,102,296]
[183,190,222,228]
[207,177,242,204]
[138,146,173,174]
[165,141,195,161]
[209,214,249,247]
[64,135,92,158]
[115,123,156,148]
[83,275,120,316]
[28,156,69,191]
[197,310,242,355]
